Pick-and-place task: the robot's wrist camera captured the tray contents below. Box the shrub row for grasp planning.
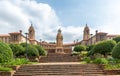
[0,42,46,63]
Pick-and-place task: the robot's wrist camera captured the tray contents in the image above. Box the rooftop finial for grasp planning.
[58,28,61,33]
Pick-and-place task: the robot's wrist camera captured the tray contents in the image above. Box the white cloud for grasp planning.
[0,0,86,43]
[95,0,120,35]
[1,0,120,43]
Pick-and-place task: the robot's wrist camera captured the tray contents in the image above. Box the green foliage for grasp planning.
[112,42,120,59]
[86,45,95,51]
[71,52,80,56]
[0,58,29,66]
[26,45,39,56]
[9,44,25,57]
[105,63,120,70]
[20,43,39,57]
[113,36,120,43]
[74,45,86,52]
[34,45,46,56]
[83,57,91,63]
[92,40,116,56]
[108,58,120,64]
[0,42,13,63]
[105,59,120,70]
[93,53,104,58]
[0,67,12,71]
[10,58,28,66]
[80,51,88,57]
[20,43,27,47]
[93,58,108,64]
[87,50,94,56]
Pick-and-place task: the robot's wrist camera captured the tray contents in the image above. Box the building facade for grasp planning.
[0,24,119,54]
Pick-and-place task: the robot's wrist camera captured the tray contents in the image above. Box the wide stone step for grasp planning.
[14,72,104,76]
[13,63,105,76]
[39,53,80,62]
[16,69,104,72]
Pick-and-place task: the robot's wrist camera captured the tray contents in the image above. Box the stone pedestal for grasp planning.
[55,47,64,53]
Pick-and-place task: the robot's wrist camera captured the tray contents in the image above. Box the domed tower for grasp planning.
[28,24,35,40]
[56,28,63,47]
[83,24,90,40]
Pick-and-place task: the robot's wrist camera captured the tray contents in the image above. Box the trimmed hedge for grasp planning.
[113,36,120,43]
[74,45,86,52]
[112,42,120,59]
[26,45,39,57]
[0,42,13,63]
[9,44,25,57]
[92,40,116,56]
[34,45,46,56]
[20,43,39,57]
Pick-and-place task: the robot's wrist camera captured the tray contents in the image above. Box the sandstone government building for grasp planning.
[0,24,119,54]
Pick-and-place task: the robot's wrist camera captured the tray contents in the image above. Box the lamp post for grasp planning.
[25,33,28,59]
[39,39,42,45]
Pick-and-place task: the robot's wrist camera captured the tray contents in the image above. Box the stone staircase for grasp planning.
[39,53,80,62]
[13,63,105,76]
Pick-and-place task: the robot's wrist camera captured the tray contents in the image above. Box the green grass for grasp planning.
[0,67,13,71]
[28,62,39,64]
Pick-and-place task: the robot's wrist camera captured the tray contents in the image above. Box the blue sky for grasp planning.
[36,0,112,27]
[0,0,120,43]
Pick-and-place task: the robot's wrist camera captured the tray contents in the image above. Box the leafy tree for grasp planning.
[92,40,116,57]
[112,42,120,59]
[113,36,120,43]
[26,45,39,56]
[34,45,46,56]
[0,42,13,63]
[9,44,25,57]
[74,45,86,52]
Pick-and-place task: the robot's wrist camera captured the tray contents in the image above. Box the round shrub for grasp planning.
[74,45,86,52]
[92,40,116,56]
[0,42,13,63]
[34,45,46,56]
[9,44,25,57]
[113,36,120,43]
[26,45,39,57]
[112,42,120,59]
